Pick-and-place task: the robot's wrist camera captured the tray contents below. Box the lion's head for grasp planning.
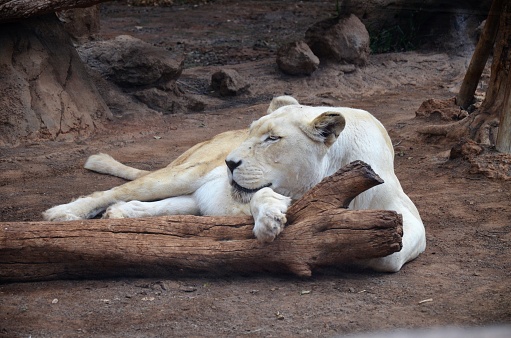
[225,97,346,203]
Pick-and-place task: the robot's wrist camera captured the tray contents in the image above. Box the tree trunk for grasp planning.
[496,59,511,153]
[481,2,511,116]
[489,2,511,153]
[0,161,403,282]
[456,0,506,109]
[419,1,511,150]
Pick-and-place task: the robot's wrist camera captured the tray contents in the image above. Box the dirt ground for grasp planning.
[1,1,511,337]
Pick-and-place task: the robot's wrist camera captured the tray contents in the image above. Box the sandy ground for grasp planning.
[1,1,510,337]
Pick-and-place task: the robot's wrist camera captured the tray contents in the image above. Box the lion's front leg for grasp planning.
[250,187,292,242]
[103,196,200,219]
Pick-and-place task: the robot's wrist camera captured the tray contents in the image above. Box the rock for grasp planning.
[276,41,319,76]
[416,98,468,121]
[133,86,206,114]
[133,88,184,114]
[450,138,483,160]
[84,67,150,116]
[78,35,204,116]
[179,285,197,293]
[77,35,184,88]
[305,14,370,66]
[338,64,357,74]
[56,6,100,43]
[0,14,111,146]
[210,69,250,96]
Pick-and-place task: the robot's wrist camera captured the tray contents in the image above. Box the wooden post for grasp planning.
[496,63,511,153]
[455,0,506,109]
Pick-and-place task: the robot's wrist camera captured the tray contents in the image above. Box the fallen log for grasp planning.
[0,161,402,282]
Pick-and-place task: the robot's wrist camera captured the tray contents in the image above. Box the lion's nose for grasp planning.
[225,159,242,173]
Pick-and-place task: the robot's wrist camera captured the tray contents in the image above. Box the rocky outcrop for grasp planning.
[0,14,111,146]
[78,35,184,89]
[77,35,203,115]
[56,6,100,43]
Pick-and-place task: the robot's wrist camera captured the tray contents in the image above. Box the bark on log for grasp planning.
[0,161,403,282]
[496,59,511,153]
[0,0,110,23]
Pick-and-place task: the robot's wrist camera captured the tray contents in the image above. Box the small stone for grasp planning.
[180,285,197,293]
[275,311,285,320]
[210,69,250,96]
[338,64,357,74]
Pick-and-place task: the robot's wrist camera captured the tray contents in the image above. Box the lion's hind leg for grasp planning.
[42,190,116,221]
[43,159,220,221]
[363,202,426,272]
[84,153,151,180]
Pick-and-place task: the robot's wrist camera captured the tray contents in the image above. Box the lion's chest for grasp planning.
[193,166,251,216]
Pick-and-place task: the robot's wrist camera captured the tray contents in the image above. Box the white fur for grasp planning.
[250,187,292,242]
[43,96,426,272]
[85,153,150,180]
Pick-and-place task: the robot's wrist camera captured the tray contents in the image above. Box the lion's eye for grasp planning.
[265,135,281,142]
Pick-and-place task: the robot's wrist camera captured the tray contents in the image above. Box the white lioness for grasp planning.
[43,96,426,272]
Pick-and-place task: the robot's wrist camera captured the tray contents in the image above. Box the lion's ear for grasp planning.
[302,112,346,147]
[267,95,300,114]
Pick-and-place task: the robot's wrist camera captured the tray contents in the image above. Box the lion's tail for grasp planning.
[84,153,150,181]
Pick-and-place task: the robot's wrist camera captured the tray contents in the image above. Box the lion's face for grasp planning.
[225,106,346,203]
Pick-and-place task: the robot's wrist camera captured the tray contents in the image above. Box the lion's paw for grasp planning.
[253,206,288,242]
[102,202,128,219]
[103,201,155,218]
[250,187,292,243]
[42,205,83,221]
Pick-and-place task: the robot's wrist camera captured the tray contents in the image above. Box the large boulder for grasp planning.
[78,35,206,115]
[305,14,370,66]
[276,41,320,76]
[0,14,111,146]
[78,35,184,89]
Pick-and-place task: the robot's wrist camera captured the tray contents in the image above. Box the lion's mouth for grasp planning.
[230,180,272,203]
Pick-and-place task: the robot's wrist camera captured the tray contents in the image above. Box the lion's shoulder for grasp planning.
[169,129,249,168]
